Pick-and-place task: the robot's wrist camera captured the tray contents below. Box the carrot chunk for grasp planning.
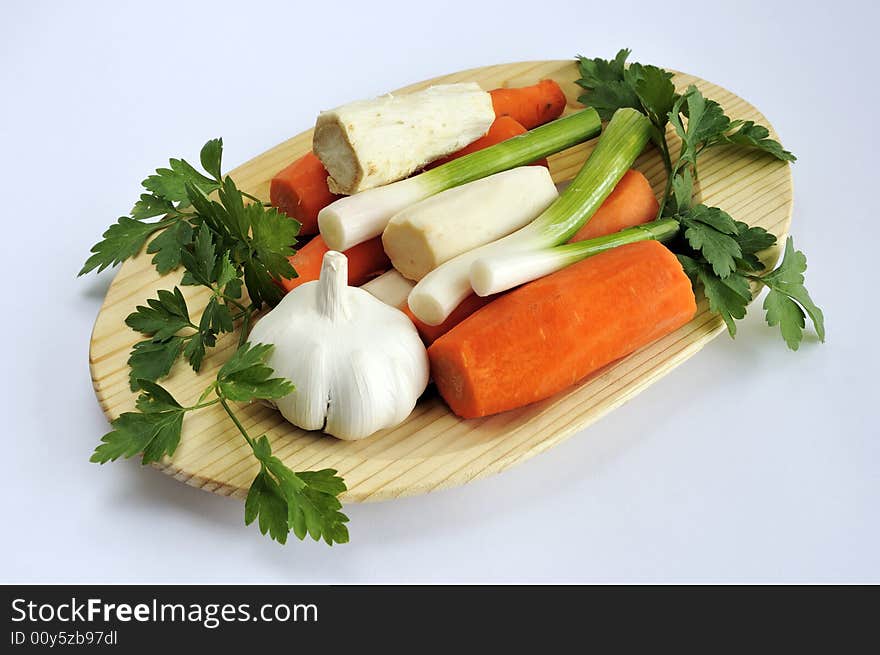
[401,293,493,346]
[570,170,658,242]
[279,235,389,292]
[429,241,697,418]
[427,116,546,169]
[489,79,567,130]
[270,152,341,235]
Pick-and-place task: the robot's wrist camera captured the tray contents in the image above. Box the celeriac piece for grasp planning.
[382,166,558,281]
[313,83,495,195]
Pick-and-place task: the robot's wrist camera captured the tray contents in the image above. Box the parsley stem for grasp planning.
[240,190,267,206]
[183,398,220,412]
[218,394,256,450]
[238,307,254,348]
[223,295,248,314]
[656,136,675,218]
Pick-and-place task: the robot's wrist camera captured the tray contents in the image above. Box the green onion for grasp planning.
[408,108,653,325]
[317,108,602,251]
[471,219,680,296]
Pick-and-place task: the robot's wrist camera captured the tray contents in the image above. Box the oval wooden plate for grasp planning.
[90,60,792,503]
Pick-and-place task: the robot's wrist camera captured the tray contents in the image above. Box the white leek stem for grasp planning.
[407,227,538,325]
[470,248,582,296]
[471,219,680,296]
[319,177,430,252]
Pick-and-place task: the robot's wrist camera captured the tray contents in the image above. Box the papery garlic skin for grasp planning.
[249,251,429,440]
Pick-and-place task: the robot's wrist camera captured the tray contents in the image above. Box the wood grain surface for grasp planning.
[89,60,793,502]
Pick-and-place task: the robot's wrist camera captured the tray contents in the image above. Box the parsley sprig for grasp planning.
[576,49,823,349]
[80,138,300,389]
[82,143,348,546]
[91,343,350,545]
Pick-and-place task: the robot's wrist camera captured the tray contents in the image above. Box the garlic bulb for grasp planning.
[248,250,429,440]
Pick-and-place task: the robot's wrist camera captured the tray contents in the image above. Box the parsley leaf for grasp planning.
[125,287,192,340]
[290,469,350,545]
[678,254,751,336]
[215,255,239,292]
[758,238,825,350]
[249,204,299,278]
[670,86,731,167]
[625,62,677,137]
[200,297,234,337]
[671,86,794,170]
[710,120,796,162]
[668,167,694,215]
[146,220,193,274]
[79,216,173,276]
[183,332,213,372]
[248,436,349,545]
[90,380,185,465]
[580,80,641,121]
[678,205,742,278]
[131,194,176,220]
[733,220,777,272]
[180,222,217,287]
[576,48,630,88]
[576,49,679,138]
[245,468,292,544]
[142,158,220,207]
[127,337,184,391]
[217,342,295,402]
[199,138,224,182]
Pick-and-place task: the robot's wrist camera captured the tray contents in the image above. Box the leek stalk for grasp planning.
[471,219,680,296]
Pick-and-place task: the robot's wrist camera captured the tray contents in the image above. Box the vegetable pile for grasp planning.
[81,51,823,546]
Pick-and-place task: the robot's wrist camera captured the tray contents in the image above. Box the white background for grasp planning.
[2,0,877,583]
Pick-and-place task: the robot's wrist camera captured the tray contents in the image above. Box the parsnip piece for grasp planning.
[313,83,495,195]
[361,269,415,307]
[382,166,558,281]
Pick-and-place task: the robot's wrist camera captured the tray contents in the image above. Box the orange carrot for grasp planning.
[570,169,658,242]
[426,116,547,169]
[489,79,567,130]
[401,293,493,346]
[429,241,696,419]
[279,235,389,293]
[270,152,341,235]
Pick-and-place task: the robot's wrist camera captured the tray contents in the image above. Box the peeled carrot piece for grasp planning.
[401,293,493,346]
[270,152,341,235]
[426,116,546,169]
[429,241,696,419]
[570,170,658,242]
[489,79,567,130]
[279,235,389,292]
